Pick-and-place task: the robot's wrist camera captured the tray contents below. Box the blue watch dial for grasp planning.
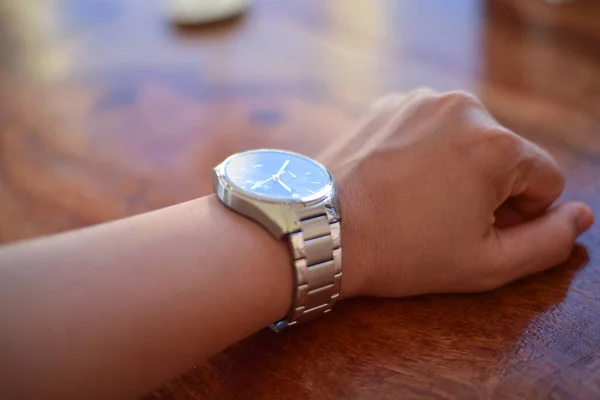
[224,150,331,201]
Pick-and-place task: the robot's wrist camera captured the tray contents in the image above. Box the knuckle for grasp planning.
[483,131,525,161]
[393,87,441,108]
[410,87,440,98]
[548,154,565,183]
[554,166,566,194]
[370,88,441,118]
[530,144,566,193]
[497,132,524,155]
[370,94,405,112]
[438,90,483,109]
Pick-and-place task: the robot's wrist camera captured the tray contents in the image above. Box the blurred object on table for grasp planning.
[167,0,250,25]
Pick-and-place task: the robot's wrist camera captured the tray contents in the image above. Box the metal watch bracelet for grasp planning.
[271,205,342,332]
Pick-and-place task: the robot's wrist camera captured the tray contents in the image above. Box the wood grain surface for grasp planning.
[1,0,599,399]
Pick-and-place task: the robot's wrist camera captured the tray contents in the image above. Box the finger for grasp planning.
[494,143,564,228]
[507,140,565,216]
[483,202,594,289]
[494,203,530,228]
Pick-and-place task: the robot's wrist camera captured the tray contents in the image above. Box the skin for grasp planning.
[0,90,594,399]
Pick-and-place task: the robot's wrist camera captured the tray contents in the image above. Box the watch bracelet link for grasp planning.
[271,205,342,332]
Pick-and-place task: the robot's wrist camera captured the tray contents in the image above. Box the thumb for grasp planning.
[487,202,594,286]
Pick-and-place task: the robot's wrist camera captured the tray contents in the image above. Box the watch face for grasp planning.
[224,150,332,202]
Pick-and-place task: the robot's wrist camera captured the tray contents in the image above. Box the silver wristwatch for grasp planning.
[212,149,342,332]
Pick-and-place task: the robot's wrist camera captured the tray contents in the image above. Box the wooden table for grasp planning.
[1,0,599,398]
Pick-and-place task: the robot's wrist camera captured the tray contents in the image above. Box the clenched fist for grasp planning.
[322,89,595,298]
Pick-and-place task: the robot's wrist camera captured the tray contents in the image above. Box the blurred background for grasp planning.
[0,1,599,398]
[1,0,598,242]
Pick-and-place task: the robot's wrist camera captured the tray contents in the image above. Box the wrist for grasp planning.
[203,195,294,325]
[336,172,369,300]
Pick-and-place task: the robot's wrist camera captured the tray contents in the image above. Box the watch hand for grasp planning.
[250,181,262,189]
[250,160,290,189]
[276,160,290,176]
[276,178,292,192]
[251,176,275,189]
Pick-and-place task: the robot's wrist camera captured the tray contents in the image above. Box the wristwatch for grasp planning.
[212,149,342,332]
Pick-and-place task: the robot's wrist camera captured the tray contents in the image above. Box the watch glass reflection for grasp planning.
[224,150,331,201]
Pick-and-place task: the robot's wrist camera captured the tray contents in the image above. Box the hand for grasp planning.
[320,89,595,298]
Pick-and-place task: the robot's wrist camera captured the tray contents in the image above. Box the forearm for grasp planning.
[0,195,292,399]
